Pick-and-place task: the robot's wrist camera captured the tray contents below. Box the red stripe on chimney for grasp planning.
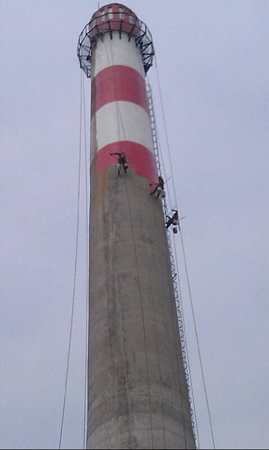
[93,141,158,185]
[91,65,149,116]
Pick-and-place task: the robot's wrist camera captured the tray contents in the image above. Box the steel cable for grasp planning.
[82,73,90,450]
[58,70,84,450]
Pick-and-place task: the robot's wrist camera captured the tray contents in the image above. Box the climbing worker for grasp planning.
[150,175,165,199]
[166,209,179,230]
[110,152,128,175]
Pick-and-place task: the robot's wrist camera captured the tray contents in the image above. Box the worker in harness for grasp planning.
[110,152,128,175]
[150,175,165,199]
[166,209,179,233]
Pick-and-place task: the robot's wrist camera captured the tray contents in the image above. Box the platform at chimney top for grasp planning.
[77,3,154,78]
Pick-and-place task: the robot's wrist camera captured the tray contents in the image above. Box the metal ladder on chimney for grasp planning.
[146,81,198,447]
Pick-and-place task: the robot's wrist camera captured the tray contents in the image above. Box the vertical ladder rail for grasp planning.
[146,81,199,448]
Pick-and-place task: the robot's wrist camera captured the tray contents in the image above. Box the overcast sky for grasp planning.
[0,1,268,449]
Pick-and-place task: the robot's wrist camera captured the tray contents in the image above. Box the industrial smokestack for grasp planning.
[78,4,196,449]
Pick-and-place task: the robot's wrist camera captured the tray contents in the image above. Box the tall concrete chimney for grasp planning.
[78,4,196,449]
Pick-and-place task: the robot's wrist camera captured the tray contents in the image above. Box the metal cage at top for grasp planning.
[77,7,155,78]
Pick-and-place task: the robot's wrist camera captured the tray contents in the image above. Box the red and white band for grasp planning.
[90,33,158,184]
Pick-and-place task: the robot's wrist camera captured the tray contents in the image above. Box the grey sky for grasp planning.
[0,1,268,449]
